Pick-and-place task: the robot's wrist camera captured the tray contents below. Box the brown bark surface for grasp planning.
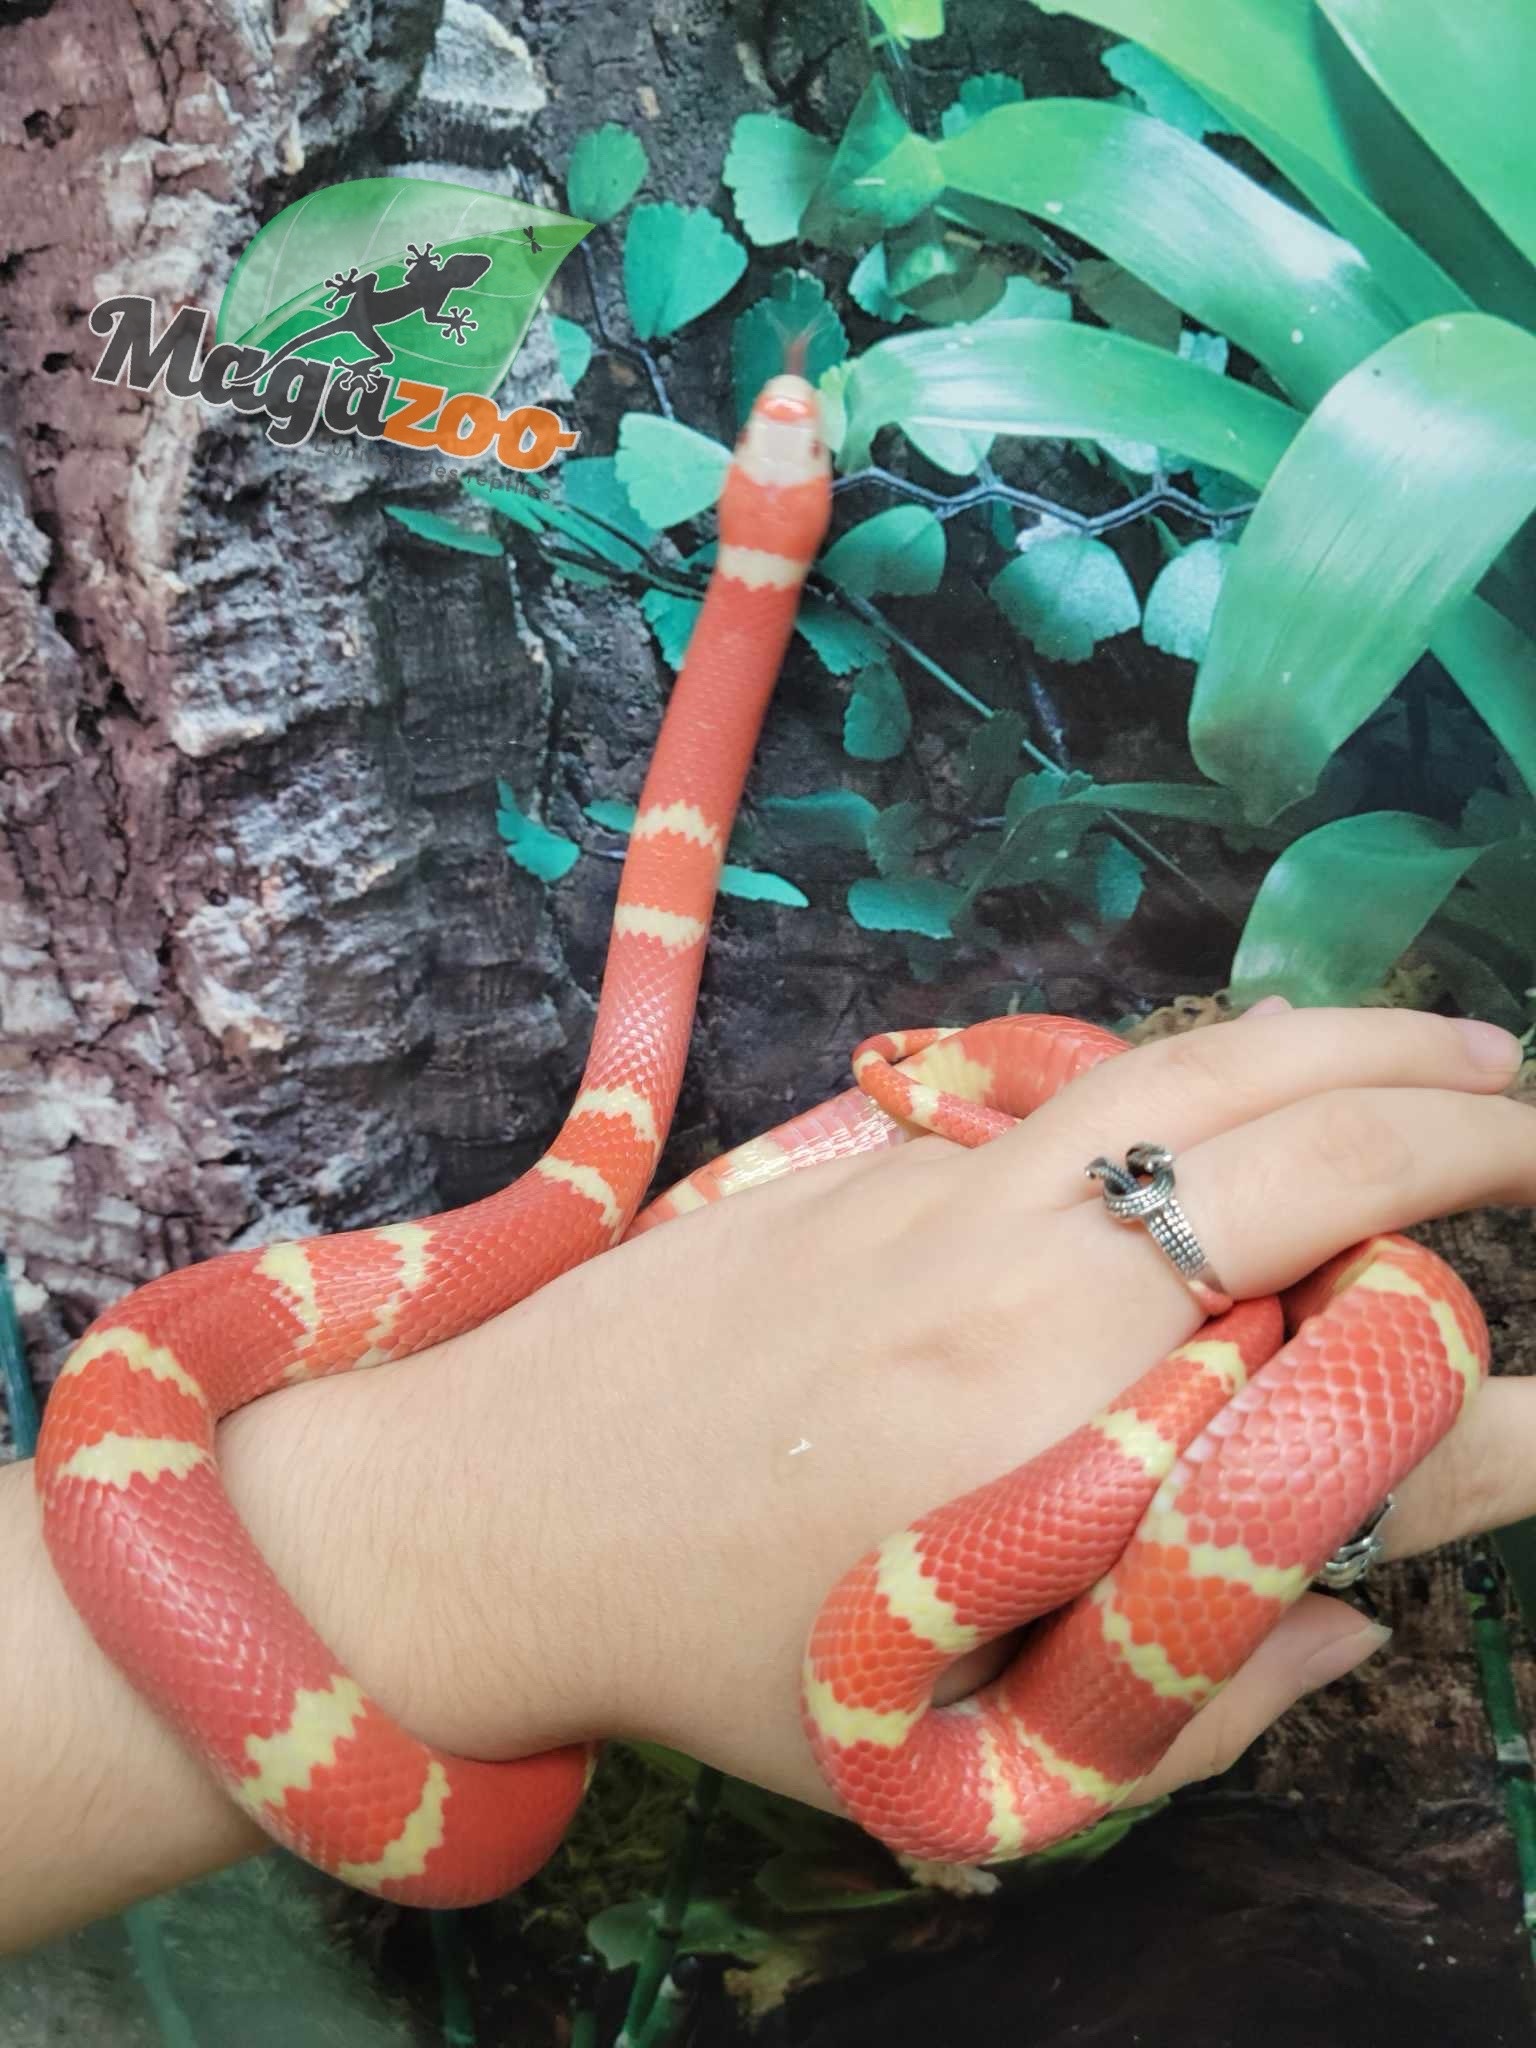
[2,1,1533,2039]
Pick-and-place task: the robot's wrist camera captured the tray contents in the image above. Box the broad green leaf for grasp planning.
[937,98,1403,407]
[384,506,503,557]
[588,1898,778,1971]
[1072,259,1182,352]
[941,73,1025,140]
[1142,539,1233,662]
[758,791,879,852]
[1319,0,1536,275]
[795,600,883,674]
[722,114,835,246]
[868,0,944,40]
[1192,316,1536,820]
[549,314,593,388]
[867,801,927,873]
[465,474,638,567]
[822,505,945,598]
[844,662,911,761]
[623,204,746,340]
[1030,0,1475,328]
[1102,41,1230,140]
[615,414,731,526]
[1230,812,1483,1003]
[848,245,909,324]
[990,536,1140,662]
[982,276,1073,325]
[562,455,656,551]
[495,782,580,882]
[731,270,848,425]
[960,709,1029,806]
[719,865,809,907]
[566,124,647,223]
[838,319,1301,481]
[799,79,944,249]
[1082,779,1242,823]
[1432,600,1536,803]
[848,875,962,938]
[886,217,1006,325]
[640,588,702,668]
[1090,835,1145,922]
[585,798,636,832]
[217,178,591,400]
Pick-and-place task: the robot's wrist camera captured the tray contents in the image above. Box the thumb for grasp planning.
[1132,1594,1392,1802]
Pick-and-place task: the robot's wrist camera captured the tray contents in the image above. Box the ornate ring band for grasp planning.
[1086,1142,1234,1317]
[1314,1495,1395,1591]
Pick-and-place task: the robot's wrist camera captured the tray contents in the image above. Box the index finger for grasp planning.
[998,1008,1524,1206]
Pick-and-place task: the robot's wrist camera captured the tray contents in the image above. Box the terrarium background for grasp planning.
[3,0,1536,2042]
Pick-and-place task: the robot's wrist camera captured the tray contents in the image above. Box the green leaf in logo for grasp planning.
[218,176,591,401]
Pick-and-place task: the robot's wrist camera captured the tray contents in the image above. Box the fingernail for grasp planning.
[1455,1017,1524,1073]
[1303,1619,1392,1690]
[1242,995,1292,1021]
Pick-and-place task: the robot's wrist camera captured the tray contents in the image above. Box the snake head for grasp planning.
[735,374,830,489]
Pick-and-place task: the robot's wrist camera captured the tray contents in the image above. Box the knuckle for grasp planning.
[1156,1027,1233,1095]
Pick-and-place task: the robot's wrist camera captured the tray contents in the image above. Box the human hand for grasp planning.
[224,1004,1531,1834]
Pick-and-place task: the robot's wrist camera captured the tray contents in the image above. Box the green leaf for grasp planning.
[799,79,944,249]
[822,506,945,598]
[1091,835,1145,922]
[868,0,944,41]
[549,315,592,388]
[1230,812,1483,1004]
[1191,315,1536,820]
[217,176,590,398]
[465,473,639,568]
[495,782,580,882]
[1029,0,1475,329]
[848,244,909,324]
[1102,41,1230,140]
[1085,778,1242,824]
[867,801,927,873]
[981,276,1073,324]
[795,599,883,674]
[587,1898,777,1972]
[1318,0,1536,274]
[384,506,503,556]
[937,99,1403,409]
[848,875,962,938]
[623,204,746,340]
[723,114,835,246]
[1072,259,1183,352]
[843,661,911,761]
[1432,600,1536,804]
[615,414,732,526]
[562,454,656,551]
[640,589,702,669]
[1142,538,1233,662]
[990,536,1140,662]
[960,709,1029,805]
[758,791,879,852]
[585,798,637,832]
[719,865,809,907]
[941,73,1025,140]
[567,124,647,223]
[755,1850,916,1914]
[838,319,1301,481]
[731,270,849,425]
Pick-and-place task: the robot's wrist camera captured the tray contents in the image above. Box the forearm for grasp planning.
[0,1293,594,1953]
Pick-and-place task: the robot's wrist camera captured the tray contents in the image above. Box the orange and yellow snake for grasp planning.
[36,374,1487,1903]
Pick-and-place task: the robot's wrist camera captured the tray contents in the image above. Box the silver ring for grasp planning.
[1314,1496,1395,1590]
[1086,1142,1233,1315]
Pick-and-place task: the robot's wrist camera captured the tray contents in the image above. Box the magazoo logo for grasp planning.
[88,176,591,468]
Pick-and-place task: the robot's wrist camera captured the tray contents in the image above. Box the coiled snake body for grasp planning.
[37,375,1487,1903]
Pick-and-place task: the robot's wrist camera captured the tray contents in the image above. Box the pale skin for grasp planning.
[3,1001,1535,1953]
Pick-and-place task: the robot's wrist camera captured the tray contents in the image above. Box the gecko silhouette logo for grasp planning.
[87,176,592,469]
